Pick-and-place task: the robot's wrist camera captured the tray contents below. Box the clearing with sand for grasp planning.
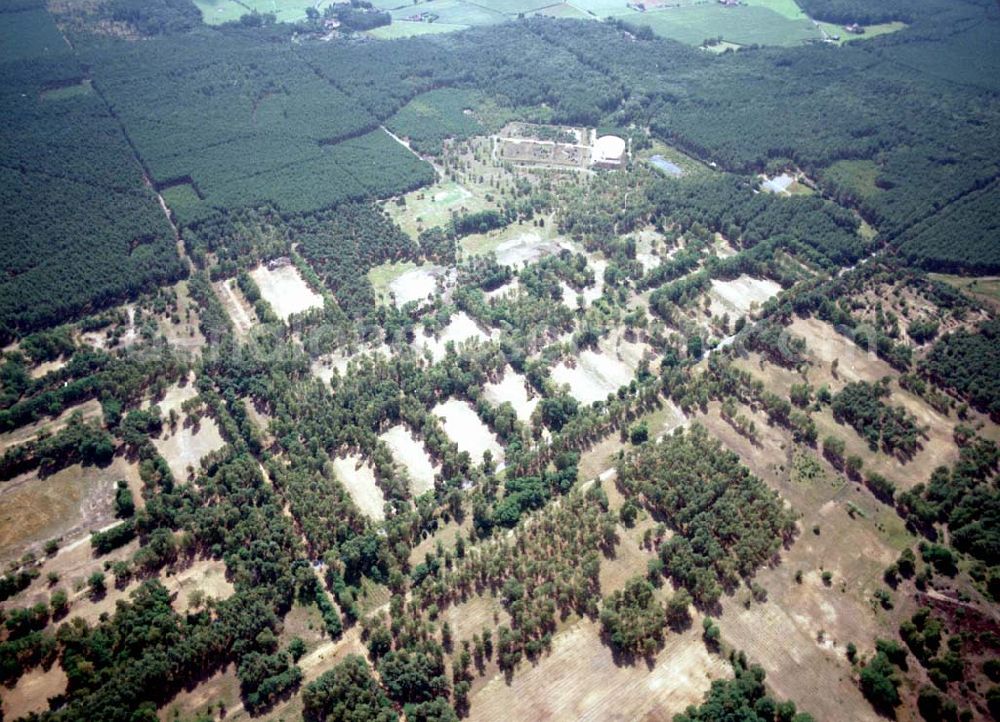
[432,399,504,465]
[250,263,323,320]
[332,453,386,520]
[213,279,256,337]
[2,663,68,720]
[163,558,235,613]
[153,417,225,482]
[380,424,439,496]
[482,366,539,422]
[414,311,493,362]
[379,263,448,308]
[0,456,139,565]
[0,398,102,455]
[552,349,634,405]
[469,617,730,722]
[708,275,782,318]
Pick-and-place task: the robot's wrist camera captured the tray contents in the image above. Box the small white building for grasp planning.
[591,135,626,169]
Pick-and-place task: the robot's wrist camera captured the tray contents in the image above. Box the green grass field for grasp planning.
[630,5,820,46]
[385,180,490,239]
[822,159,882,199]
[196,0,335,25]
[40,80,93,101]
[815,20,907,44]
[194,0,252,25]
[742,0,805,21]
[368,20,470,37]
[567,0,633,17]
[390,0,507,25]
[532,3,591,19]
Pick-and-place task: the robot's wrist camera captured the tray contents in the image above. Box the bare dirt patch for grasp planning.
[162,558,234,613]
[153,416,225,482]
[0,456,139,565]
[380,424,439,496]
[0,398,102,455]
[493,231,562,267]
[482,366,539,423]
[250,263,323,320]
[28,358,68,379]
[2,663,68,720]
[433,399,503,466]
[332,453,385,521]
[788,317,895,389]
[382,263,448,308]
[213,278,256,337]
[468,617,729,722]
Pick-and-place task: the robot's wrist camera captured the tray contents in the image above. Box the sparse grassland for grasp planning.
[0,457,139,565]
[385,180,489,240]
[469,617,730,721]
[930,273,1000,313]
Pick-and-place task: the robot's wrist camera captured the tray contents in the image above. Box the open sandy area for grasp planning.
[250,263,323,320]
[432,399,503,466]
[380,424,439,496]
[332,453,385,520]
[482,366,539,422]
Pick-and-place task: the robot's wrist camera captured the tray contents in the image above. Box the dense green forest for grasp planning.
[2,0,999,332]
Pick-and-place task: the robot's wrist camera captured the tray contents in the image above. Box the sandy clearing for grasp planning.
[2,663,68,720]
[560,259,607,310]
[311,344,391,384]
[761,173,795,194]
[380,424,439,496]
[414,311,494,362]
[163,558,235,613]
[389,264,445,308]
[250,263,323,321]
[145,374,198,417]
[599,328,656,373]
[482,366,538,423]
[213,279,256,336]
[153,417,225,482]
[432,399,503,466]
[708,275,782,318]
[493,231,561,267]
[468,617,729,722]
[788,316,895,388]
[552,350,634,405]
[0,456,139,565]
[28,358,68,379]
[332,454,385,521]
[0,398,103,455]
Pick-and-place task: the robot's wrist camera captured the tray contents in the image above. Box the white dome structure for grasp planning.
[592,135,626,168]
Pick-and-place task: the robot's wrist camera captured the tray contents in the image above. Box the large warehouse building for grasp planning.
[591,134,626,169]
